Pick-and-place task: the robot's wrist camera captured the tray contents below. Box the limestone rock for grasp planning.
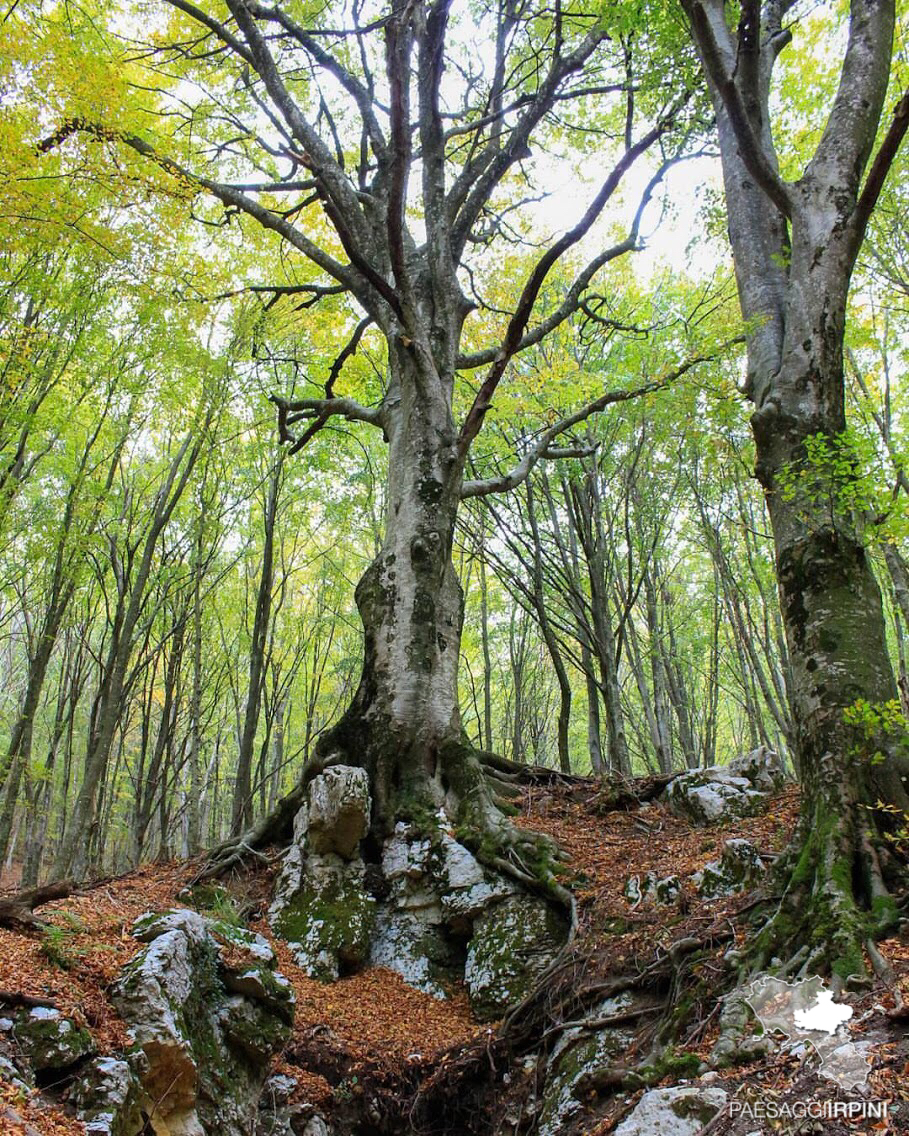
[113,908,294,1136]
[664,748,784,825]
[12,1005,95,1072]
[537,992,650,1136]
[0,1046,32,1093]
[271,788,567,1013]
[366,825,460,996]
[436,830,514,924]
[303,766,371,859]
[270,768,376,981]
[623,872,682,906]
[692,839,765,898]
[726,746,785,791]
[465,895,568,1021]
[273,854,375,981]
[665,771,764,824]
[69,1056,144,1136]
[614,1086,728,1136]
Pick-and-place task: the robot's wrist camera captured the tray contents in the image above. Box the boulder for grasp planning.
[664,748,784,825]
[271,773,569,1017]
[272,853,375,981]
[11,1005,95,1073]
[270,767,376,981]
[537,991,656,1136]
[726,746,785,791]
[367,824,474,997]
[691,839,766,898]
[614,1086,728,1136]
[305,766,371,859]
[113,908,294,1136]
[465,895,568,1022]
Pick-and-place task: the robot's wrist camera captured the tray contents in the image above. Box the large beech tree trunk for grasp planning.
[321,349,469,828]
[685,0,909,977]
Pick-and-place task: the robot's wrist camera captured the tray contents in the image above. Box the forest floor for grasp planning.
[2,778,908,1135]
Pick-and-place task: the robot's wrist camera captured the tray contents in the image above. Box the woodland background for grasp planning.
[1,0,908,885]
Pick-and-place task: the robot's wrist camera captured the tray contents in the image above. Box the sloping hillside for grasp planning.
[2,771,907,1135]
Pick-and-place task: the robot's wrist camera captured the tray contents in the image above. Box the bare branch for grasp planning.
[449,24,609,259]
[325,317,371,397]
[162,0,254,65]
[37,120,377,310]
[243,0,388,163]
[457,157,677,371]
[457,115,679,452]
[852,89,909,253]
[460,340,743,499]
[272,393,384,455]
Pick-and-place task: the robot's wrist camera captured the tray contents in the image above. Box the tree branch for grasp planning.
[162,0,255,65]
[683,0,792,219]
[272,393,384,455]
[37,120,380,312]
[456,157,677,371]
[460,341,740,499]
[242,0,388,163]
[449,24,608,259]
[457,117,679,452]
[852,89,909,251]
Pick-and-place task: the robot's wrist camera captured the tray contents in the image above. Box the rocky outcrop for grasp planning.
[69,1056,145,1136]
[465,895,568,1022]
[270,765,567,1020]
[270,767,376,983]
[536,990,660,1136]
[664,747,784,825]
[112,908,294,1136]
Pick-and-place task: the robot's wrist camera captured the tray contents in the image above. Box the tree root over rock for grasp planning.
[740,806,907,991]
[191,741,580,925]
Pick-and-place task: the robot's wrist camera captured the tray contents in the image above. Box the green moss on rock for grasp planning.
[275,864,376,981]
[465,895,569,1021]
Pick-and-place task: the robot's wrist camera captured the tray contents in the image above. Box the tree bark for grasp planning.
[685,0,909,975]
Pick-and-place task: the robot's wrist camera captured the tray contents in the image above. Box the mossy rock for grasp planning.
[274,857,376,980]
[219,996,293,1065]
[114,908,295,1136]
[69,1056,145,1136]
[614,1086,728,1135]
[13,1007,95,1072]
[465,895,569,1021]
[691,839,765,898]
[537,991,648,1136]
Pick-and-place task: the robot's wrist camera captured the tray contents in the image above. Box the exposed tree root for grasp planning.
[0,990,60,1010]
[192,735,579,929]
[0,880,75,933]
[741,806,907,990]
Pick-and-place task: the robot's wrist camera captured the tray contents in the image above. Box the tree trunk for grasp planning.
[316,355,469,829]
[526,483,572,774]
[685,0,909,977]
[203,350,573,967]
[232,455,282,834]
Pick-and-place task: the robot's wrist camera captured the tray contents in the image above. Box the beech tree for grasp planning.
[682,0,909,977]
[36,0,742,918]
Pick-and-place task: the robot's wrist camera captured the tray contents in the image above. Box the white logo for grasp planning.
[744,976,876,1092]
